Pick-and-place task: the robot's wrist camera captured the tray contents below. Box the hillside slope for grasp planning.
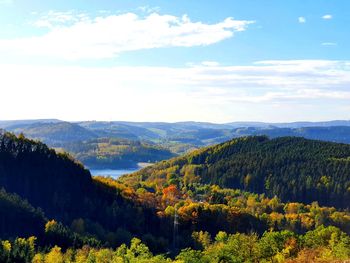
[0,188,46,239]
[0,132,165,244]
[0,132,266,250]
[62,137,175,169]
[122,136,350,208]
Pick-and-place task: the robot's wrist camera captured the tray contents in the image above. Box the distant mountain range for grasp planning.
[1,119,350,130]
[227,120,350,128]
[1,119,350,168]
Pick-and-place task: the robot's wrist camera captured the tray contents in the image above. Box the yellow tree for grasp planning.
[45,246,64,263]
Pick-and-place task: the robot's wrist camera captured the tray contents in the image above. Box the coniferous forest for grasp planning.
[1,131,350,262]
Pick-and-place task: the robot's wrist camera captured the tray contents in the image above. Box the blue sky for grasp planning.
[0,0,349,122]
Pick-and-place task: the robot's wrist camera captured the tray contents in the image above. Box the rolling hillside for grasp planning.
[123,136,350,208]
[62,137,175,169]
[3,121,97,145]
[0,132,163,243]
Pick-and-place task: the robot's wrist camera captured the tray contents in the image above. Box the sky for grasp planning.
[0,0,349,123]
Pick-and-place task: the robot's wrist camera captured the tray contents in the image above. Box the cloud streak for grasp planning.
[0,60,349,122]
[0,12,254,60]
[322,14,332,20]
[322,42,337,46]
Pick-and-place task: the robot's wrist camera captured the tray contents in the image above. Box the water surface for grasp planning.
[90,168,139,179]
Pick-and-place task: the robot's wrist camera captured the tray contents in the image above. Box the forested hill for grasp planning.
[123,136,350,208]
[0,132,166,246]
[5,121,98,144]
[0,132,93,220]
[0,131,267,252]
[62,137,175,169]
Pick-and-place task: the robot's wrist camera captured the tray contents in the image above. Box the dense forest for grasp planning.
[122,136,350,208]
[1,132,350,262]
[0,132,169,246]
[3,225,350,262]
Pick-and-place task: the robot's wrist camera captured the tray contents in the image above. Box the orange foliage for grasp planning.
[285,213,299,222]
[162,185,181,206]
[285,203,302,214]
[269,212,284,225]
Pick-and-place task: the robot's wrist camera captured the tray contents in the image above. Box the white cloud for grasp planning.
[0,12,254,60]
[322,42,337,46]
[322,14,332,20]
[298,17,306,23]
[0,60,349,122]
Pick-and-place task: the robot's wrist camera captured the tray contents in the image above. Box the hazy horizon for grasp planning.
[0,118,349,125]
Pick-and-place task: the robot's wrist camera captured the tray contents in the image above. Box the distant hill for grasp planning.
[0,119,61,127]
[2,119,350,169]
[3,119,350,146]
[1,122,176,168]
[78,121,233,142]
[78,121,162,141]
[123,136,350,208]
[2,121,97,145]
[233,126,350,144]
[227,120,350,128]
[63,137,175,169]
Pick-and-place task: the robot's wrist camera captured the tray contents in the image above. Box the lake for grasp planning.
[90,168,140,179]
